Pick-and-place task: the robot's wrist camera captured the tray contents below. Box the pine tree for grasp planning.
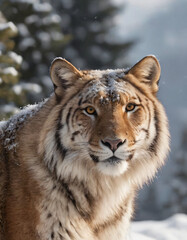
[1,0,69,103]
[50,0,133,69]
[0,12,24,119]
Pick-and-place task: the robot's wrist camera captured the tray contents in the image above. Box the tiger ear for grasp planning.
[127,55,161,94]
[50,57,82,97]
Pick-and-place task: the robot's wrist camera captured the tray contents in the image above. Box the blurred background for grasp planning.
[0,0,186,221]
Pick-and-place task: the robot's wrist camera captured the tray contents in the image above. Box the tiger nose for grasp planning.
[101,138,125,152]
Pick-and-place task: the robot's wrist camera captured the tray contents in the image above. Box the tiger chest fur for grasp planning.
[0,56,169,240]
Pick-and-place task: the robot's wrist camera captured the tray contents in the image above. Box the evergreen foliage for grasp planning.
[1,0,69,103]
[50,0,133,69]
[0,12,24,119]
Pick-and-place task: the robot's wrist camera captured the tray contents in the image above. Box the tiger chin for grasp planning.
[0,55,169,240]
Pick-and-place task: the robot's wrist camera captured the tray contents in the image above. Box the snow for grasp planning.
[13,82,42,95]
[37,32,50,48]
[85,69,129,104]
[2,67,18,76]
[0,22,17,35]
[42,14,61,25]
[0,121,7,131]
[33,2,52,13]
[19,37,35,51]
[130,214,187,240]
[25,15,40,25]
[0,104,19,115]
[7,51,23,65]
[17,23,29,37]
[1,100,46,150]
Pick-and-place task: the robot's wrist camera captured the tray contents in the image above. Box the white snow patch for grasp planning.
[43,14,61,25]
[8,51,23,65]
[130,214,187,240]
[0,121,7,131]
[3,67,18,76]
[12,83,42,95]
[19,37,35,51]
[1,100,47,150]
[89,68,125,79]
[85,69,128,103]
[81,69,131,105]
[0,22,17,34]
[17,23,29,37]
[33,2,52,13]
[0,104,19,114]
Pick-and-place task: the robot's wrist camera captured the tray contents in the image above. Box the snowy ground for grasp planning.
[130,214,187,240]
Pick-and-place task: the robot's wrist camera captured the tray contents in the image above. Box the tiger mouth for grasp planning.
[103,156,122,164]
[90,154,133,164]
[90,154,123,164]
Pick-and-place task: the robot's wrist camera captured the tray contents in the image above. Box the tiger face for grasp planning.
[45,56,169,181]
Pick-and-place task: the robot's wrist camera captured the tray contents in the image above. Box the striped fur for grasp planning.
[0,56,169,240]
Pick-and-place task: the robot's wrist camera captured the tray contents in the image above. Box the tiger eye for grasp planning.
[85,106,96,115]
[125,103,136,112]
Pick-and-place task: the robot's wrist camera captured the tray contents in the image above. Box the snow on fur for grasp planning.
[0,99,47,150]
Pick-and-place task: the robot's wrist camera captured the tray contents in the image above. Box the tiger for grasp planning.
[0,55,169,240]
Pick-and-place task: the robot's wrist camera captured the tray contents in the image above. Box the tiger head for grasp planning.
[41,56,169,185]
